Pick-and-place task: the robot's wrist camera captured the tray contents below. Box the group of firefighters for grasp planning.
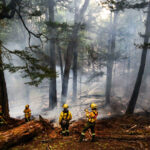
[0,102,98,142]
[59,103,98,142]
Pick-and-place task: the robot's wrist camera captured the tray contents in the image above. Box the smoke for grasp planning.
[1,0,150,124]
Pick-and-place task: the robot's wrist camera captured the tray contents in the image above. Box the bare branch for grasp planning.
[14,7,44,48]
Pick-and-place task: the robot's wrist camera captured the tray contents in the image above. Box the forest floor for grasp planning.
[1,113,150,150]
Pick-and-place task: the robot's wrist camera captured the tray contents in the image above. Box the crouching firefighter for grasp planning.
[80,103,98,142]
[0,105,7,126]
[59,104,72,136]
[24,104,31,122]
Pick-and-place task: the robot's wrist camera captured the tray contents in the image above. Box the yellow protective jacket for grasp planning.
[24,108,31,118]
[86,110,98,123]
[59,111,72,124]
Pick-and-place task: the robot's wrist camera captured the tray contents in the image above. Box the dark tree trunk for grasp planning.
[61,0,90,103]
[72,0,79,101]
[126,2,150,114]
[0,42,9,117]
[61,27,79,103]
[105,12,118,105]
[48,0,57,109]
[140,51,150,93]
[72,0,79,102]
[72,46,78,101]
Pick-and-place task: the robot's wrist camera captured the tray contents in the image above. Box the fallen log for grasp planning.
[0,120,44,150]
[39,115,54,130]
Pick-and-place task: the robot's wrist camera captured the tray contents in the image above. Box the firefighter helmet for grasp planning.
[25,104,29,108]
[63,104,69,109]
[90,103,97,109]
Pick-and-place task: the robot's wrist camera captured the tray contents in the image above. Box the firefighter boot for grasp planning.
[0,118,4,126]
[91,135,95,142]
[62,130,66,136]
[79,134,85,142]
[66,130,69,136]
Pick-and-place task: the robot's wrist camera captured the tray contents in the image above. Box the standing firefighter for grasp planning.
[0,105,7,125]
[24,104,31,122]
[59,104,72,136]
[80,103,98,142]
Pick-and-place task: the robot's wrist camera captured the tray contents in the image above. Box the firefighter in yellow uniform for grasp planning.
[24,105,31,122]
[80,103,98,142]
[59,104,72,136]
[0,105,7,126]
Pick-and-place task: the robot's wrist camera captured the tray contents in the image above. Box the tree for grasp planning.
[0,0,18,116]
[101,0,149,106]
[126,1,150,114]
[105,11,118,105]
[61,0,90,103]
[0,0,57,116]
[48,0,57,109]
[0,42,9,117]
[72,0,79,101]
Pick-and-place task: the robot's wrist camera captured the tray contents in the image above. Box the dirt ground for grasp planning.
[1,113,150,150]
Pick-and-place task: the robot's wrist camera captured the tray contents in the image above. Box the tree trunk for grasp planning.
[105,12,118,105]
[61,0,90,103]
[61,27,79,103]
[72,0,79,102]
[48,0,57,109]
[0,42,9,117]
[140,51,150,93]
[0,121,43,150]
[126,2,150,114]
[72,46,78,101]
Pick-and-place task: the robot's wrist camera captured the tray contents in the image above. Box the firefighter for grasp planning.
[0,105,7,125]
[59,104,72,136]
[24,104,31,122]
[80,103,98,142]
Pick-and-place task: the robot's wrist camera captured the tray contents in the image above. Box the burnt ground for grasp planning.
[2,113,150,150]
